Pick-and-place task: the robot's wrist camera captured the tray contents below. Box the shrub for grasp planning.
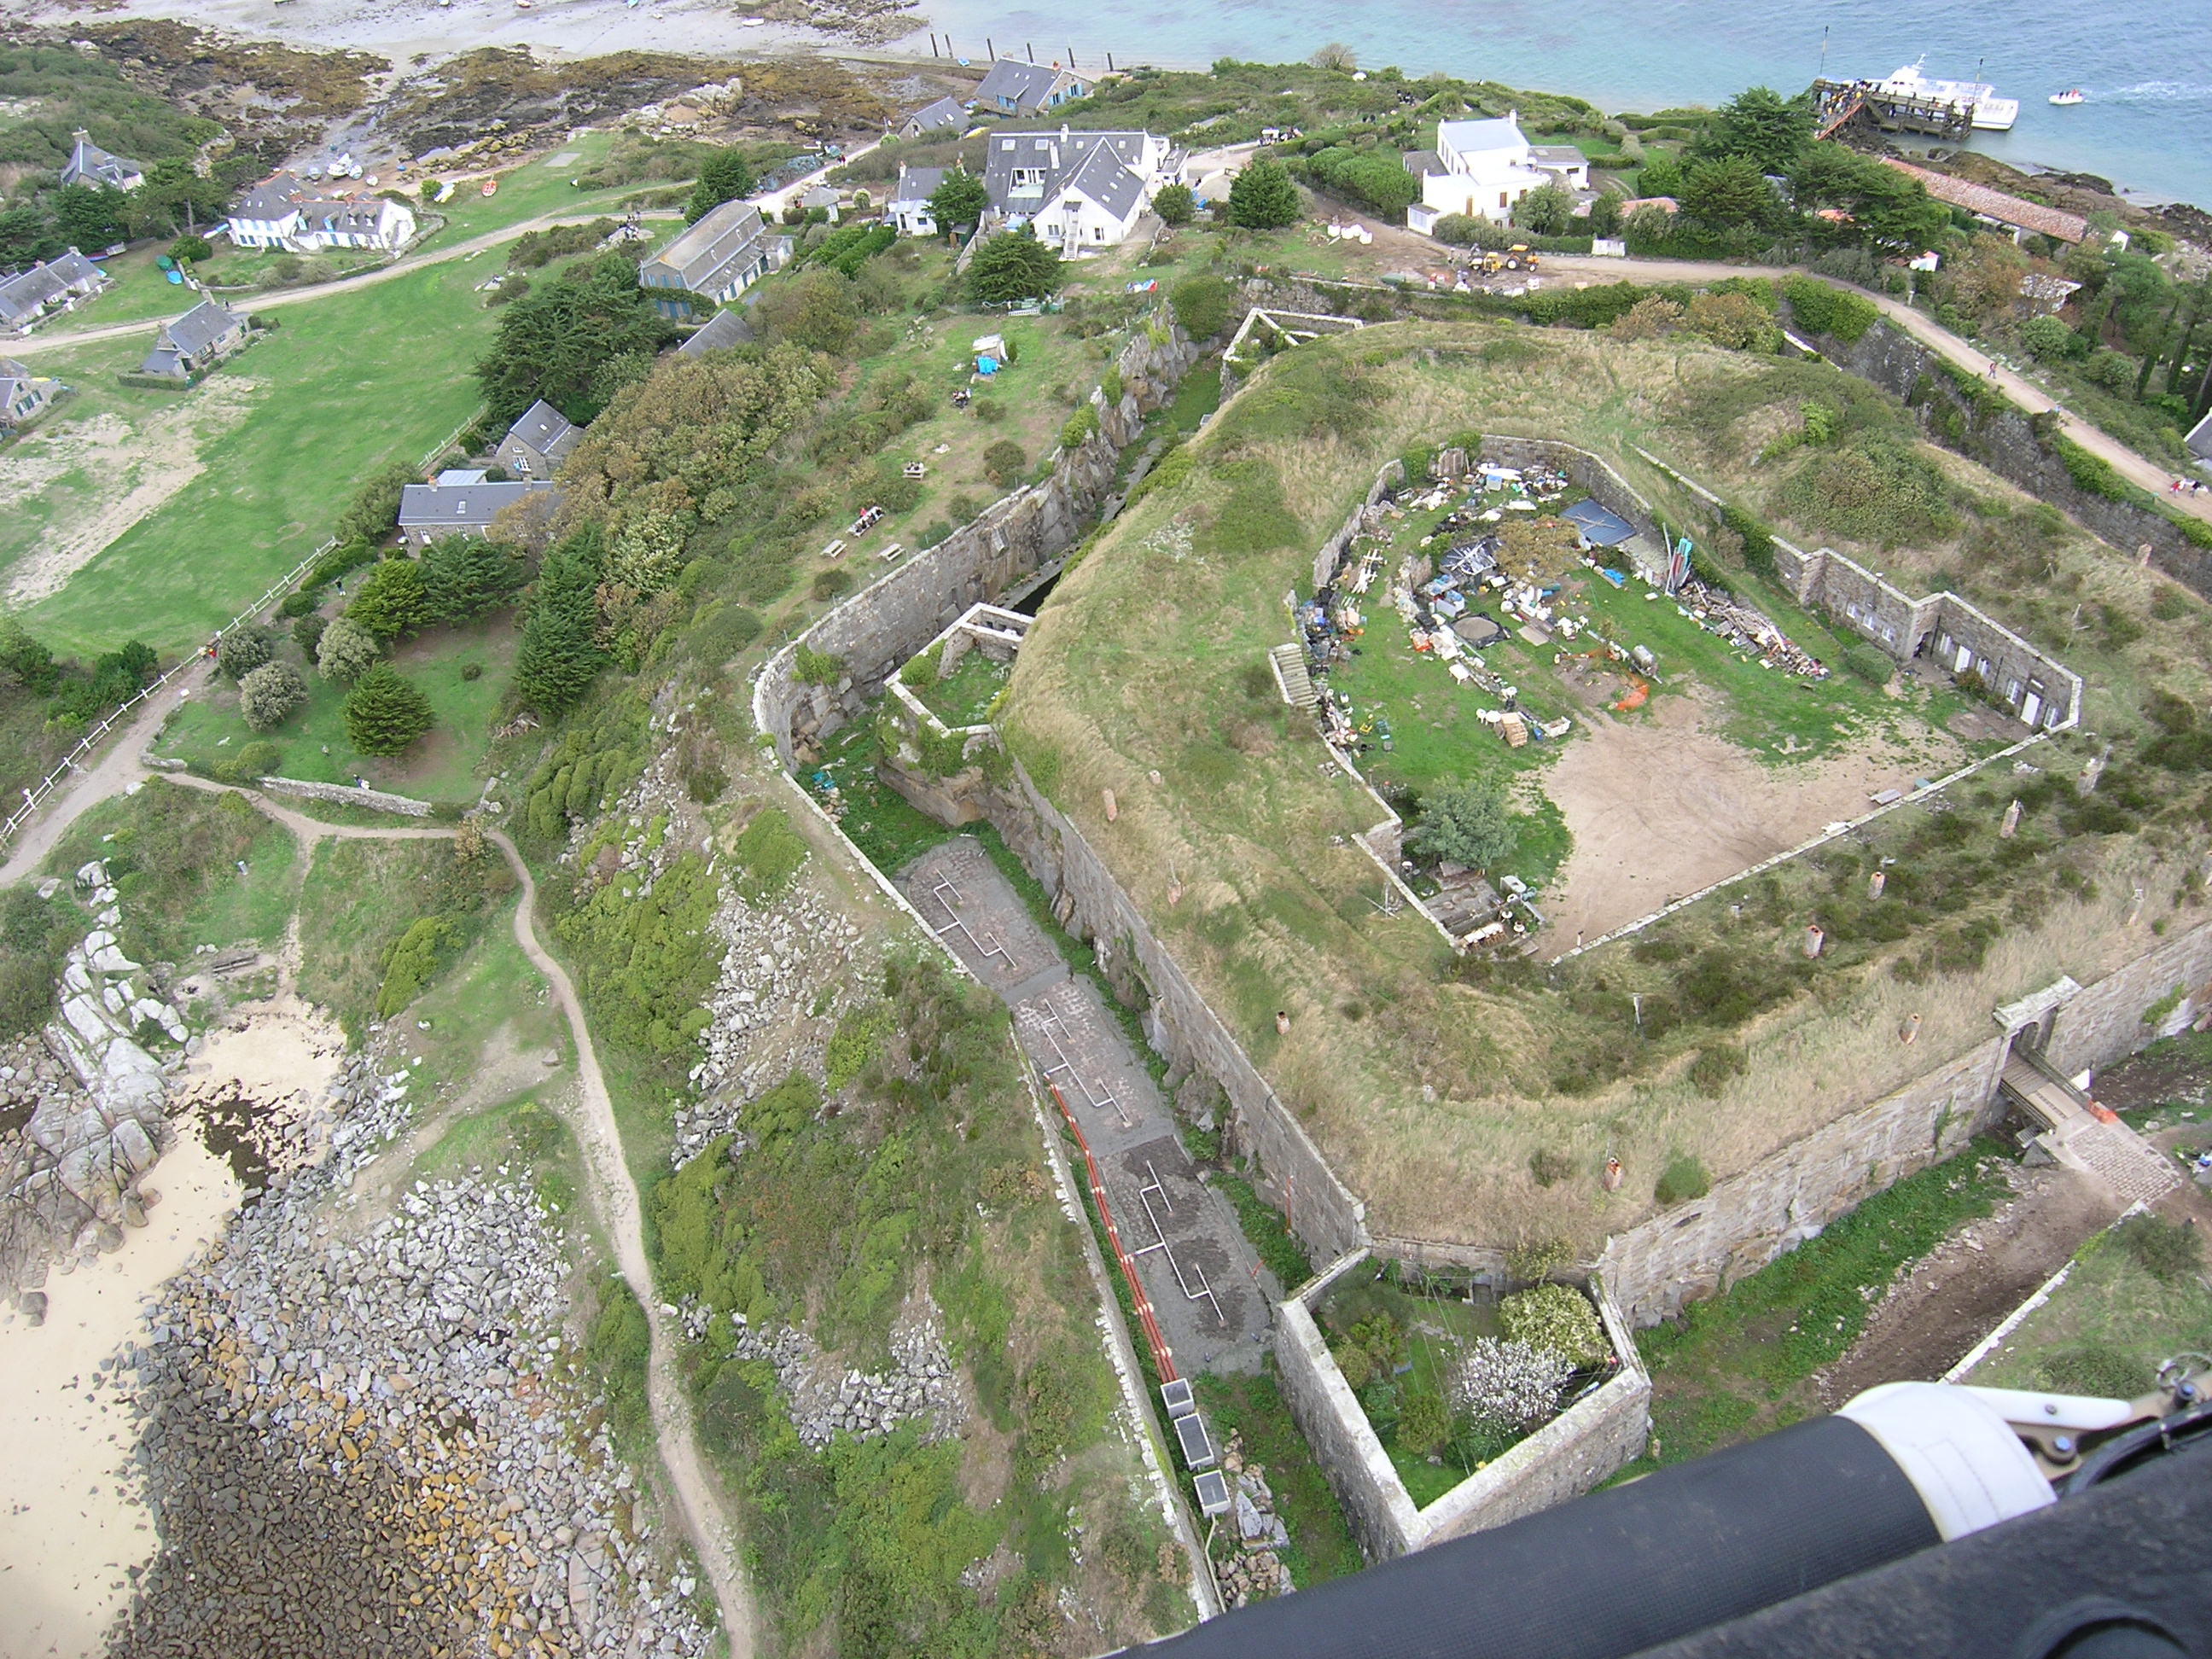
[236,661,308,731]
[1227,159,1301,229]
[1780,275,1877,343]
[216,629,272,683]
[316,616,381,684]
[1687,1043,1748,1097]
[1448,1336,1571,1429]
[1784,437,1955,547]
[1498,1283,1609,1366]
[278,589,319,620]
[824,1001,894,1091]
[1061,405,1099,448]
[292,614,329,657]
[1654,1154,1712,1206]
[811,568,855,602]
[377,916,459,1016]
[2114,1213,2203,1284]
[342,664,435,756]
[1408,777,1517,869]
[213,739,282,784]
[1397,1390,1450,1453]
[1153,182,1195,224]
[982,439,1027,489]
[793,644,842,686]
[1169,272,1235,341]
[731,806,808,904]
[2019,314,2080,361]
[1842,643,1895,686]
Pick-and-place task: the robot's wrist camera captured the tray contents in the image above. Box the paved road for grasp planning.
[3,757,759,1654]
[1535,252,2212,526]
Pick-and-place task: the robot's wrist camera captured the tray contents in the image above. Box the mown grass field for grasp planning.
[999,317,2204,1248]
[153,620,518,802]
[16,262,498,658]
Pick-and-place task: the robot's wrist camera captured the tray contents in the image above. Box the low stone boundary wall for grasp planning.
[1272,1250,1649,1560]
[257,777,433,817]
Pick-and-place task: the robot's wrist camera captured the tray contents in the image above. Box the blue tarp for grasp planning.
[1562,498,1638,548]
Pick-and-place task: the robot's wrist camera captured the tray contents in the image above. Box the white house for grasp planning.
[980,129,1172,253]
[1403,113,1588,234]
[888,166,947,236]
[226,172,417,253]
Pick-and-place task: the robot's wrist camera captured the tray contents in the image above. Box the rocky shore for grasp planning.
[113,1132,712,1657]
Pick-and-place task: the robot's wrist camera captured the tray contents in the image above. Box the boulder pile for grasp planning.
[113,1157,712,1658]
[1214,1436,1295,1608]
[725,1300,965,1449]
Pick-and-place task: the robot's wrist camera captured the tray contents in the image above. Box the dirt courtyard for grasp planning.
[1540,690,1965,953]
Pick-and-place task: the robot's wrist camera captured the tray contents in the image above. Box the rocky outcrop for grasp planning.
[1,859,185,1309]
[718,1300,965,1449]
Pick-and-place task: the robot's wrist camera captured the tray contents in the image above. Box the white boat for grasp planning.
[1872,59,2020,131]
[2050,89,2086,106]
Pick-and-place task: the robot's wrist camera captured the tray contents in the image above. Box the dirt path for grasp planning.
[1812,1161,2121,1406]
[6,767,757,1654]
[486,827,757,1658]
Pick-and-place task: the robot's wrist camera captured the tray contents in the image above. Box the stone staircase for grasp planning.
[1267,643,1316,711]
[2001,1052,2180,1204]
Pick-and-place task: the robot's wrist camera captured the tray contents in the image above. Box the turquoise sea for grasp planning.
[894,0,2212,209]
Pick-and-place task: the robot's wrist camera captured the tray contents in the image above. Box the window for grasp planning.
[1499,191,1509,209]
[1093,224,1104,240]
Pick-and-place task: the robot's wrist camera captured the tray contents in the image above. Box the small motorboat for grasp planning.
[2049,89,2086,106]
[481,179,498,196]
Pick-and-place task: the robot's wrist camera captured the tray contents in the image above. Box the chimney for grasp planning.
[1061,122,1070,143]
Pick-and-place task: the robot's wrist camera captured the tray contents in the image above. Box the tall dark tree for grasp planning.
[685,148,756,224]
[129,158,230,238]
[420,536,528,623]
[474,253,679,428]
[51,183,127,248]
[513,532,608,716]
[1697,86,1814,175]
[963,229,1064,304]
[1227,159,1301,230]
[1680,154,1777,230]
[342,664,435,756]
[926,169,989,239]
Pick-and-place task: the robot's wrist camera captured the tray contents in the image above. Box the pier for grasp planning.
[1813,79,1976,142]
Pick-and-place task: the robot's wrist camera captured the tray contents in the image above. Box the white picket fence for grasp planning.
[0,538,337,851]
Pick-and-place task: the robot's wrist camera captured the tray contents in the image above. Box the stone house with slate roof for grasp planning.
[224,172,416,253]
[0,358,61,432]
[493,399,580,479]
[0,250,109,332]
[975,61,1091,116]
[137,299,248,382]
[397,472,559,548]
[60,130,143,193]
[980,128,1170,252]
[636,199,790,317]
[899,96,966,140]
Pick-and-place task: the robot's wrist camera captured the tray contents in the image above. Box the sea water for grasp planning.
[899,0,2212,209]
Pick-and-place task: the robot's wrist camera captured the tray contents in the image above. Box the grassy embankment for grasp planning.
[998,317,2212,1251]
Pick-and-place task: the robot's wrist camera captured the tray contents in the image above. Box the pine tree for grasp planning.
[420,535,527,624]
[926,170,989,239]
[342,664,435,757]
[1227,160,1301,230]
[686,149,756,224]
[346,558,431,640]
[513,534,607,716]
[963,230,1063,303]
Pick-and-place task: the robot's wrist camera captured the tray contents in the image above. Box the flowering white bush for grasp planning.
[1447,1336,1572,1429]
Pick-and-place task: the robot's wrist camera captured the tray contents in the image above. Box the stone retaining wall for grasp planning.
[1598,905,2212,1326]
[1272,1252,1649,1560]
[755,314,1201,761]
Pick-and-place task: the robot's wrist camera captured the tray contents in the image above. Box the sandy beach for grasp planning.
[0,1124,240,1659]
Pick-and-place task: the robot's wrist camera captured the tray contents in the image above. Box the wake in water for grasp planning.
[2075,81,2212,104]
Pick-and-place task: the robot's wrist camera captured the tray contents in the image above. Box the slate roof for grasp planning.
[231,171,399,236]
[60,131,142,191]
[1880,158,2088,243]
[502,399,580,466]
[903,96,965,135]
[891,165,948,207]
[2187,410,2212,464]
[640,199,775,295]
[677,309,754,355]
[397,479,558,530]
[1062,143,1144,219]
[160,299,245,361]
[976,61,1076,114]
[1402,148,1445,178]
[981,131,1154,217]
[0,250,106,327]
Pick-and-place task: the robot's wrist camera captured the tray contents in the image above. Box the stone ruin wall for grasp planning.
[1271,1251,1649,1560]
[755,314,1201,760]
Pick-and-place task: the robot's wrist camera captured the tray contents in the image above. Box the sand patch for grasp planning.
[0,375,265,607]
[0,1122,241,1659]
[168,994,351,1185]
[1541,692,1963,952]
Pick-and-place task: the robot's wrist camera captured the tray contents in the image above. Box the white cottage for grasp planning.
[1403,114,1588,234]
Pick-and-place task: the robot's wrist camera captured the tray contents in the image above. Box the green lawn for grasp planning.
[19,265,499,658]
[153,620,516,803]
[63,245,199,329]
[413,132,641,252]
[915,650,1010,728]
